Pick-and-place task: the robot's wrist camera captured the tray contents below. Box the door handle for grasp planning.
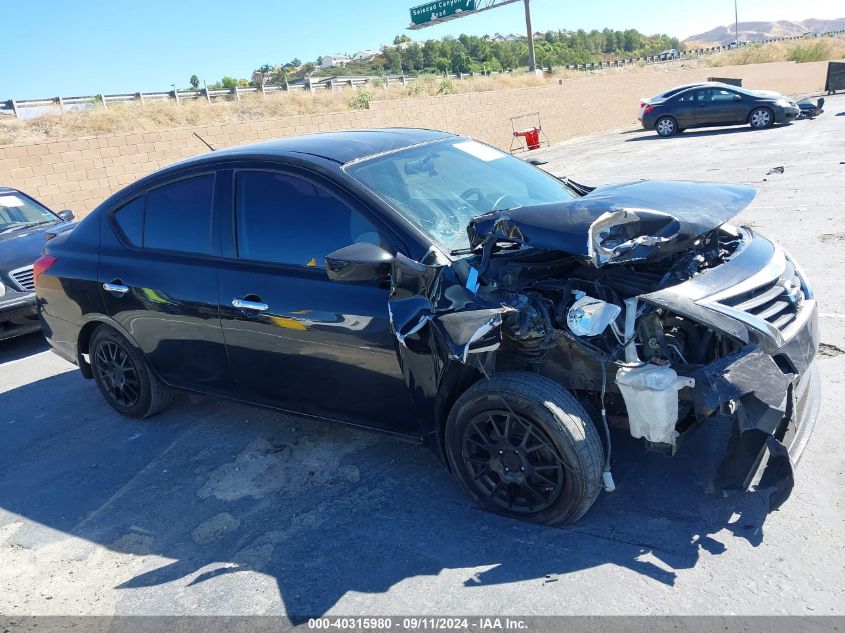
[103,281,129,296]
[232,298,269,312]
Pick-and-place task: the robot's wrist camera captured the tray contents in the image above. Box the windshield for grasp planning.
[0,192,57,232]
[346,138,577,253]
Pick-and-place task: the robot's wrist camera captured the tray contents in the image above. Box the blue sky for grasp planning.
[3,0,841,98]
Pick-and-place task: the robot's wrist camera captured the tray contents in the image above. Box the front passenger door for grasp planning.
[695,88,745,126]
[217,169,419,434]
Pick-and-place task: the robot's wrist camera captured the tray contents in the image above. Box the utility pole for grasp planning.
[524,0,537,71]
[734,0,740,45]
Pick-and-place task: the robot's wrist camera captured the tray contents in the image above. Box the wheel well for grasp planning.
[433,364,485,470]
[76,321,107,379]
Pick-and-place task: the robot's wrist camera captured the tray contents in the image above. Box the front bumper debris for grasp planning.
[691,343,820,510]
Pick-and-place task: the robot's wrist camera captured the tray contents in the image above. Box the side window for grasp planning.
[699,88,736,103]
[711,89,736,102]
[113,196,144,246]
[144,174,214,254]
[234,170,387,267]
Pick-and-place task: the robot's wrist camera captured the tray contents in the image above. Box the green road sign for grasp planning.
[410,0,476,26]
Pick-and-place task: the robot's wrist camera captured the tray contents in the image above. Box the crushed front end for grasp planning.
[391,180,820,511]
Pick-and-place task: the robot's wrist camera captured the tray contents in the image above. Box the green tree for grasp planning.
[403,43,424,72]
[435,57,450,75]
[220,76,238,89]
[383,46,402,73]
[189,74,200,90]
[422,39,440,67]
[450,43,472,73]
[393,34,412,45]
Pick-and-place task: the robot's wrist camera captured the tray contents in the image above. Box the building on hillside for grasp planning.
[319,54,351,69]
[352,50,380,62]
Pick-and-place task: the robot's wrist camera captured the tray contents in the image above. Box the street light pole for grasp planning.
[524,0,537,71]
[734,0,740,45]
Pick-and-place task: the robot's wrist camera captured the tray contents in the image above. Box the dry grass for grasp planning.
[3,37,842,147]
[0,72,555,147]
[705,35,845,67]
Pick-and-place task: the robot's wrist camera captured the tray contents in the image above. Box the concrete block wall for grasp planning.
[0,60,830,216]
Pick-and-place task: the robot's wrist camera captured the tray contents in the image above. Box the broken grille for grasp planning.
[9,265,35,292]
[717,259,806,334]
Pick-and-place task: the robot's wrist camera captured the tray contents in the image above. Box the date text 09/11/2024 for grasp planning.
[307,617,529,630]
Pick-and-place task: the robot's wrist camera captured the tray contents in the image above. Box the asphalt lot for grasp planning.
[1,97,844,618]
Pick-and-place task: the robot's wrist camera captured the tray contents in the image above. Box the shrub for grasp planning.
[787,41,831,63]
[438,78,456,95]
[347,87,374,110]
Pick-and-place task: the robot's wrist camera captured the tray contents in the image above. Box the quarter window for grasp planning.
[234,171,386,267]
[113,196,144,246]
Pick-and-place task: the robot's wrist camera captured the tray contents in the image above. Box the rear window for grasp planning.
[112,174,215,255]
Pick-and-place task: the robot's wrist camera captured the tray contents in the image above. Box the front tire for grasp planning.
[90,326,172,419]
[655,116,677,137]
[749,107,774,129]
[445,371,604,525]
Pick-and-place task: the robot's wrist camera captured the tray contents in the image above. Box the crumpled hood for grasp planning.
[466,180,756,266]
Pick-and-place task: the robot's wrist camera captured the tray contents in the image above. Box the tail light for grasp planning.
[643,105,655,114]
[33,255,57,288]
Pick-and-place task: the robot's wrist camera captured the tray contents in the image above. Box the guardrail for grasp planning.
[3,30,843,119]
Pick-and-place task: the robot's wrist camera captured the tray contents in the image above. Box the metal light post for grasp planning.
[524,0,537,71]
[734,0,740,45]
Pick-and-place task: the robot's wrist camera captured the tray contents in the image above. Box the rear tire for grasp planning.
[749,107,774,129]
[445,371,604,525]
[655,116,677,137]
[90,326,172,419]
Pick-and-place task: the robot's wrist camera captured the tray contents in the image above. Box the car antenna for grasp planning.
[193,132,216,152]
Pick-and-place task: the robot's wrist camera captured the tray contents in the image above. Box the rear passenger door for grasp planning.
[216,167,419,434]
[99,171,233,393]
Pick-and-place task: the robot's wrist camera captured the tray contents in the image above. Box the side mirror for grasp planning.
[325,242,394,283]
[58,209,75,221]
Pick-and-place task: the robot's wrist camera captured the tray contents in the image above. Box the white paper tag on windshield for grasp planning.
[0,195,24,207]
[453,141,505,162]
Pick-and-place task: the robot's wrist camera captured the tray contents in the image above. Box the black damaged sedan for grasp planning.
[0,187,74,341]
[36,129,820,524]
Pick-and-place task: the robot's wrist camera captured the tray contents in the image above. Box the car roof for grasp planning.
[181,128,456,167]
[0,187,21,195]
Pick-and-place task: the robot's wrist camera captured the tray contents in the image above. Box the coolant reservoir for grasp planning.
[615,364,695,446]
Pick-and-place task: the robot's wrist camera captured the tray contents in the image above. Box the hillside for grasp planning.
[686,18,845,45]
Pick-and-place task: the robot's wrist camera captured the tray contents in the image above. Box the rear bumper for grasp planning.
[0,292,39,341]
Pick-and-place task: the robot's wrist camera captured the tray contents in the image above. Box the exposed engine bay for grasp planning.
[386,179,820,512]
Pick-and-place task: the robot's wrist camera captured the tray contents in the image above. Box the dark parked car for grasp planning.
[36,129,819,524]
[640,83,800,136]
[0,187,74,341]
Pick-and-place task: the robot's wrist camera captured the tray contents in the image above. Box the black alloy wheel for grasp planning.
[90,326,172,419]
[446,371,605,525]
[462,410,564,514]
[94,340,141,408]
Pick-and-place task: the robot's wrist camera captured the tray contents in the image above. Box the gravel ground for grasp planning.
[1,99,844,619]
